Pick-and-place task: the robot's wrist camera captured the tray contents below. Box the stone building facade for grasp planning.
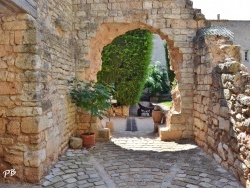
[0,0,249,186]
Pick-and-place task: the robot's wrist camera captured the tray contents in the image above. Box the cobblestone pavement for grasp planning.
[0,117,244,188]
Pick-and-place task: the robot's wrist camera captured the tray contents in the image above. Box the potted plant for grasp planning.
[152,105,164,132]
[69,78,113,148]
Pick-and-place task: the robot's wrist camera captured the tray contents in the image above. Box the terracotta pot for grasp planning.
[80,133,95,149]
[152,110,164,124]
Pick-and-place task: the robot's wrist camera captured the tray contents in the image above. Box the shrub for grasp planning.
[69,78,114,134]
[97,29,153,106]
[144,62,170,97]
[164,44,176,89]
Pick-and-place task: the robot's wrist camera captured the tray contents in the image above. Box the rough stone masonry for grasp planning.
[194,34,250,186]
[0,0,249,186]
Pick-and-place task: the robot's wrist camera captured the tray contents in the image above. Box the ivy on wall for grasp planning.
[97,29,153,106]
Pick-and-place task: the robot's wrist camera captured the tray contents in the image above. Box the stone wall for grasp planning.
[1,0,249,185]
[35,0,77,182]
[0,13,44,183]
[76,110,101,137]
[72,0,209,141]
[0,0,77,183]
[193,34,250,185]
[210,20,250,71]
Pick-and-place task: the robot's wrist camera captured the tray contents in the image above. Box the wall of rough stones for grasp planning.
[193,34,250,185]
[2,0,249,185]
[0,13,44,183]
[35,0,77,182]
[76,110,101,136]
[72,0,209,141]
[0,0,77,183]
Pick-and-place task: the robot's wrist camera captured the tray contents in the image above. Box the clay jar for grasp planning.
[80,133,95,149]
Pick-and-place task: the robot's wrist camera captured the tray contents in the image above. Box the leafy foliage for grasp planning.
[144,62,170,97]
[97,29,153,106]
[164,44,176,89]
[69,78,114,134]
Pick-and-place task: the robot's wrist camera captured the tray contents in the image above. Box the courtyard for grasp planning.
[0,0,250,186]
[1,116,243,188]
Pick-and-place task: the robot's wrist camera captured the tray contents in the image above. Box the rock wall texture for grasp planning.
[0,14,45,183]
[0,0,249,186]
[35,0,77,182]
[193,34,250,185]
[76,109,101,137]
[72,0,210,141]
[0,0,77,183]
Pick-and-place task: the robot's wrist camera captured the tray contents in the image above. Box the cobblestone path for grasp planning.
[0,117,244,188]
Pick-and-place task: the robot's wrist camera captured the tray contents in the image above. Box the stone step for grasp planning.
[159,125,182,141]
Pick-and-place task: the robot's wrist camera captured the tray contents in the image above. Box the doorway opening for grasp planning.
[97,29,175,137]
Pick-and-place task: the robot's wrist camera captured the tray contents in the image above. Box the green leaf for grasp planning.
[97,29,153,105]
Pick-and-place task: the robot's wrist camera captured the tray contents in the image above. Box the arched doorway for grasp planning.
[73,0,203,140]
[95,28,175,136]
[79,22,194,140]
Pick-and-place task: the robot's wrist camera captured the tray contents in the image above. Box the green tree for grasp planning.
[97,29,153,106]
[164,44,175,89]
[144,62,170,97]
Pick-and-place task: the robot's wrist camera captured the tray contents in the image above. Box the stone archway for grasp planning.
[72,0,209,140]
[2,0,248,186]
[86,22,182,83]
[85,22,188,140]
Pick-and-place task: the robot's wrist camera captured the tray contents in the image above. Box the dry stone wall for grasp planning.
[76,110,101,136]
[194,34,250,185]
[0,0,77,183]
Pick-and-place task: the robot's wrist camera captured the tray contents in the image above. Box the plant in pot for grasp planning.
[152,105,164,132]
[69,78,114,148]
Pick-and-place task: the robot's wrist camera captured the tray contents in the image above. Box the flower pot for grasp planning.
[152,110,164,124]
[80,133,95,149]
